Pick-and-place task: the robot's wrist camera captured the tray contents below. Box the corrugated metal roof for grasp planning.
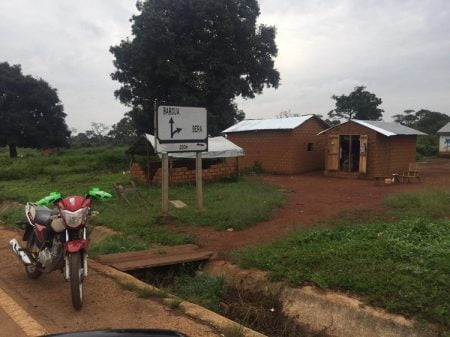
[318,119,426,137]
[354,120,427,136]
[222,115,315,133]
[437,122,450,134]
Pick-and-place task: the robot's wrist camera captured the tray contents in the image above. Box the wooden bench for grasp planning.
[401,163,421,183]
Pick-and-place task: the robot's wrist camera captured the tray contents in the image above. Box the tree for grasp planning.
[325,118,340,127]
[393,109,449,157]
[394,109,450,134]
[108,115,137,145]
[328,86,384,121]
[91,122,109,140]
[110,0,280,136]
[393,109,417,127]
[276,110,299,118]
[69,132,91,148]
[414,109,450,134]
[0,62,70,158]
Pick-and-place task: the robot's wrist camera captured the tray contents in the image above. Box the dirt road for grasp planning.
[175,159,450,254]
[0,228,220,337]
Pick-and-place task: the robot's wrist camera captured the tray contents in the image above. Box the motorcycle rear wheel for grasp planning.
[25,233,42,279]
[69,252,83,310]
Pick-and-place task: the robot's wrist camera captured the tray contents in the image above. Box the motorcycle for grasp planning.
[9,188,111,310]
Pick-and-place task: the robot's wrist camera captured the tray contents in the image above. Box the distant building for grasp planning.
[222,115,329,174]
[319,120,426,178]
[437,122,450,157]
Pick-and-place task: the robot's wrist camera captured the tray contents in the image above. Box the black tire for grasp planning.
[69,252,83,310]
[25,233,42,279]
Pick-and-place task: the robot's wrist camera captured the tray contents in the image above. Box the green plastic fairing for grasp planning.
[88,187,112,200]
[36,192,62,206]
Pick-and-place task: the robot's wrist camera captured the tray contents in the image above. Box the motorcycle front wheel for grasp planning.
[69,252,83,310]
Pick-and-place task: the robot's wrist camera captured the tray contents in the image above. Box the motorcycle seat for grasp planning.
[31,206,59,226]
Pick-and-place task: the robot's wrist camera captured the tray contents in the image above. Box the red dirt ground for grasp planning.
[172,159,450,255]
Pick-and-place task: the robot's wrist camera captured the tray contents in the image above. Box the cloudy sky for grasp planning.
[0,0,449,132]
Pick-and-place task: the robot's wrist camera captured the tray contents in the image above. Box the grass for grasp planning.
[170,272,225,312]
[234,189,450,329]
[167,298,183,309]
[0,146,127,181]
[222,325,245,337]
[384,189,450,220]
[137,287,168,299]
[119,281,167,299]
[0,146,287,255]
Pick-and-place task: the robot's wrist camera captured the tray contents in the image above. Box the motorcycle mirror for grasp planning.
[36,192,62,206]
[88,187,112,200]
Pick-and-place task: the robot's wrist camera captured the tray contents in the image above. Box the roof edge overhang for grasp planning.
[223,115,329,134]
[317,119,426,137]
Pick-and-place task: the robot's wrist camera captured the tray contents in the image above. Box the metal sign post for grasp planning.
[155,105,208,215]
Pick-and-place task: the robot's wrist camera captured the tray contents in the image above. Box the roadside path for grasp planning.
[0,227,220,337]
[0,307,28,337]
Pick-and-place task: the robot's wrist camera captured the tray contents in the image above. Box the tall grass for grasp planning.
[0,146,127,181]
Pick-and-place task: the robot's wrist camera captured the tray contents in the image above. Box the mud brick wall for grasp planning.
[322,121,417,178]
[130,163,149,184]
[152,163,235,186]
[226,118,327,174]
[386,136,417,174]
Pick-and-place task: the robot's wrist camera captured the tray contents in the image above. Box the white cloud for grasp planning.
[0,0,448,132]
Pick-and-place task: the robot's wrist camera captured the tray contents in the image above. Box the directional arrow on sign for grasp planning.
[169,117,182,138]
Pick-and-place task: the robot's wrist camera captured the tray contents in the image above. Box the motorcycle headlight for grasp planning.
[62,208,87,228]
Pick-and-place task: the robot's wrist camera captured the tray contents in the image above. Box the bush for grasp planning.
[416,135,439,157]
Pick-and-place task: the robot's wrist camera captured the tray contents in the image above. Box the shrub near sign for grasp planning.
[156,106,208,153]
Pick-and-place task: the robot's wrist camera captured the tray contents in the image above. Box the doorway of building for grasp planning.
[339,135,360,172]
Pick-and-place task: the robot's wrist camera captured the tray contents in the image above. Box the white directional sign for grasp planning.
[156,105,208,153]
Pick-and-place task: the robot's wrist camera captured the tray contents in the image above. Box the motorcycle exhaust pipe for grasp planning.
[9,239,32,265]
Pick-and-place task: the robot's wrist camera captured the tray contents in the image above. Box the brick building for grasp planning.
[437,122,450,157]
[223,115,329,174]
[126,135,244,185]
[319,120,426,178]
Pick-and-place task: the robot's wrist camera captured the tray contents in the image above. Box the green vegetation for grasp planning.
[0,147,127,181]
[384,189,450,220]
[118,281,167,299]
[235,190,450,329]
[417,135,439,157]
[137,287,167,299]
[222,325,246,337]
[170,273,225,312]
[0,146,287,255]
[167,298,183,309]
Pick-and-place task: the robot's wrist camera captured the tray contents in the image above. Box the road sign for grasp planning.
[156,106,207,152]
[155,140,208,153]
